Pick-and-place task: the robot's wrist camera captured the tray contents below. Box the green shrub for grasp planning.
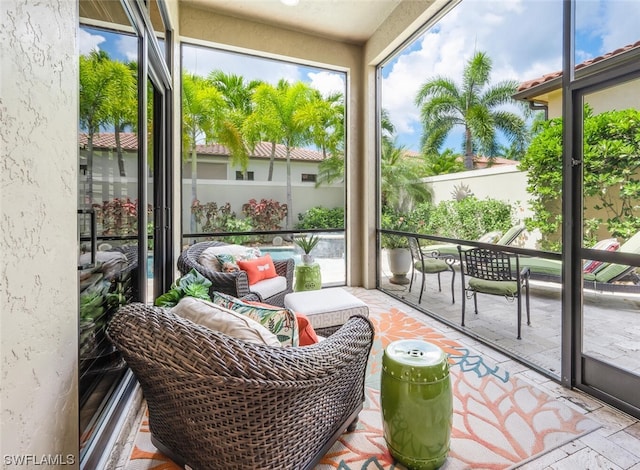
[382,198,514,243]
[296,206,345,229]
[520,107,640,249]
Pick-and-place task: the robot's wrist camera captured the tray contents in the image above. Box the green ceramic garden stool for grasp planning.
[381,339,452,470]
[294,262,322,291]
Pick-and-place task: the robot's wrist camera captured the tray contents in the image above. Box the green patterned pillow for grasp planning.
[215,254,239,272]
[211,292,299,347]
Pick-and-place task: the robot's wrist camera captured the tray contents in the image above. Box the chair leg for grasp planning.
[473,291,478,315]
[525,284,531,326]
[449,267,455,304]
[347,416,359,432]
[461,288,466,327]
[516,294,522,340]
[436,272,442,292]
[418,271,425,304]
[409,264,414,292]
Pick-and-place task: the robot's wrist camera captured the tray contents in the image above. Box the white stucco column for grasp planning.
[1,0,79,465]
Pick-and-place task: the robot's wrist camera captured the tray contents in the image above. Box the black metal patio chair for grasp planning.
[408,236,455,304]
[458,245,531,339]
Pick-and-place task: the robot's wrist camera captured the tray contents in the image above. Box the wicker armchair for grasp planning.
[107,303,374,470]
[177,241,294,307]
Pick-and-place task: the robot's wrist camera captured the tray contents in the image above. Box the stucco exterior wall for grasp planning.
[1,0,79,465]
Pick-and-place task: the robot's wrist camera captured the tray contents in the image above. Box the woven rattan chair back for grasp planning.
[107,303,375,470]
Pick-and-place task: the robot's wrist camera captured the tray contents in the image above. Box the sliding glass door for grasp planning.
[575,73,640,418]
[78,0,173,465]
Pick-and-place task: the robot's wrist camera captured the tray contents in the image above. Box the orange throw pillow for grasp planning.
[237,254,278,285]
[246,301,319,346]
[294,311,320,346]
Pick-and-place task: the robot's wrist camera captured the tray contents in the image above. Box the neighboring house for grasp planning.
[79,133,328,183]
[184,141,327,183]
[79,133,344,229]
[513,40,640,117]
[403,148,518,170]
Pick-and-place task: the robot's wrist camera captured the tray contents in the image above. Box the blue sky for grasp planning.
[81,0,640,153]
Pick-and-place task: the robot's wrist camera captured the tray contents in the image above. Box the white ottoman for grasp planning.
[284,288,369,336]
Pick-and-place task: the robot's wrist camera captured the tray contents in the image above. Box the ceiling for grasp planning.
[180,0,404,44]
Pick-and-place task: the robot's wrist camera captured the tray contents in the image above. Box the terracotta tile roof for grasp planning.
[403,148,517,168]
[79,132,139,150]
[517,40,640,93]
[79,133,325,161]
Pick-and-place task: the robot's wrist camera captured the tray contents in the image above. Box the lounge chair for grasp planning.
[517,231,640,292]
[421,224,526,257]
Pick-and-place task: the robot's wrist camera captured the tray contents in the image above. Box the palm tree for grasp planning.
[302,90,345,187]
[79,50,113,204]
[103,59,137,177]
[182,73,225,232]
[415,51,526,169]
[250,80,314,228]
[381,138,431,213]
[298,89,344,159]
[208,71,262,176]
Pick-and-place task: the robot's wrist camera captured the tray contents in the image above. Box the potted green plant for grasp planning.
[155,269,212,307]
[294,234,320,265]
[381,214,411,285]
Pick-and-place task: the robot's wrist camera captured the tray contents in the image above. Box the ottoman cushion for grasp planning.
[284,288,369,332]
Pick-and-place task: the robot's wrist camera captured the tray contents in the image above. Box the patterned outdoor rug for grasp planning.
[124,288,599,470]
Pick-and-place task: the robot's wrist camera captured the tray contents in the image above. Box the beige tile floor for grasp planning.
[350,286,640,470]
[118,285,640,469]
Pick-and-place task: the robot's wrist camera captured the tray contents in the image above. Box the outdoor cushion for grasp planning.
[469,277,518,296]
[199,244,260,272]
[583,238,619,273]
[477,230,502,243]
[171,297,281,347]
[215,253,240,272]
[246,300,319,346]
[212,291,299,347]
[414,258,450,273]
[250,275,287,300]
[593,231,640,282]
[237,254,278,285]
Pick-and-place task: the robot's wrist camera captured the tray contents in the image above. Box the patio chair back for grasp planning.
[408,237,455,304]
[458,246,531,339]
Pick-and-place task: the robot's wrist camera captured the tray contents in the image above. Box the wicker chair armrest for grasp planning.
[274,258,295,290]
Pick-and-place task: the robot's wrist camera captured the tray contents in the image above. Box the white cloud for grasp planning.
[116,35,138,62]
[381,0,567,151]
[182,45,302,84]
[307,71,346,97]
[79,29,105,56]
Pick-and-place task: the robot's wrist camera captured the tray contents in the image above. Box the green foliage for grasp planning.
[380,211,410,249]
[431,197,513,240]
[382,198,514,247]
[242,198,288,231]
[296,206,345,229]
[520,107,640,249]
[381,138,431,213]
[191,201,236,233]
[293,234,320,254]
[424,149,466,176]
[155,269,212,307]
[415,51,527,169]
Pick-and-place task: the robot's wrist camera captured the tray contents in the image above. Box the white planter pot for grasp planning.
[387,248,412,285]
